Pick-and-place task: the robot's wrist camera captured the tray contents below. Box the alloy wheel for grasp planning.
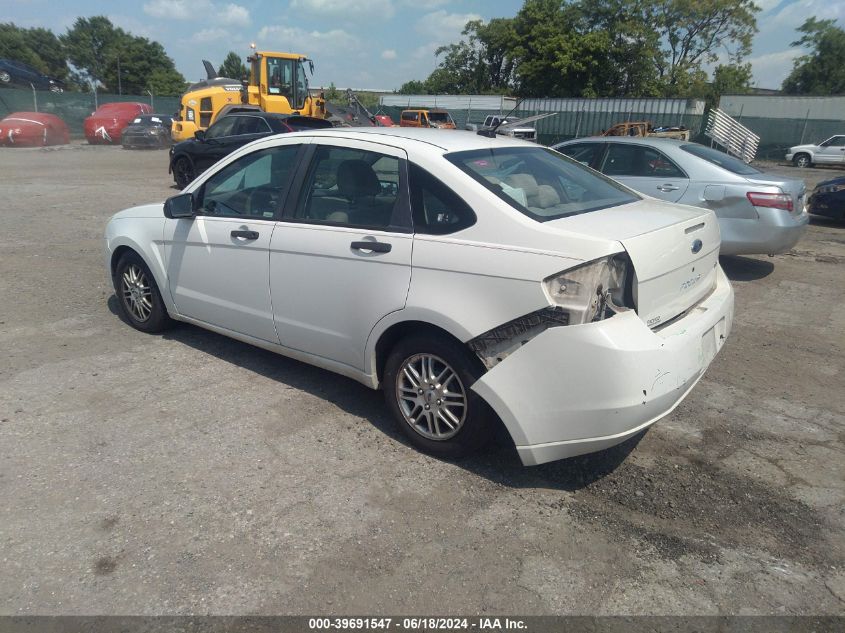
[0,72,10,83]
[795,155,810,168]
[395,353,467,441]
[121,263,153,322]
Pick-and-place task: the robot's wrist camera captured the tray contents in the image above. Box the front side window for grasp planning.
[680,143,760,175]
[197,145,300,218]
[205,116,238,139]
[556,142,602,167]
[294,145,400,229]
[401,112,416,121]
[601,144,685,178]
[234,116,271,135]
[446,147,639,222]
[822,136,845,147]
[409,164,476,235]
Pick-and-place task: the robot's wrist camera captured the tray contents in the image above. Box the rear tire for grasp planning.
[0,71,10,84]
[113,251,173,333]
[793,153,811,168]
[383,334,493,458]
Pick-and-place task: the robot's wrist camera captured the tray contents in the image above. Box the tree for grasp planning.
[218,51,248,80]
[396,0,759,98]
[23,28,68,81]
[0,23,70,83]
[782,18,845,95]
[652,0,758,91]
[62,16,185,96]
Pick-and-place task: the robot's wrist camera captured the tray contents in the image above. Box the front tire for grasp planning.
[383,334,492,458]
[0,71,10,84]
[172,156,195,189]
[113,251,172,333]
[793,153,811,168]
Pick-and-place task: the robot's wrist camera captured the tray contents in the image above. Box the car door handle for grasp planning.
[657,184,680,192]
[351,240,391,253]
[231,230,259,240]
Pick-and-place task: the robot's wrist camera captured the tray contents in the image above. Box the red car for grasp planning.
[84,102,153,144]
[0,112,70,147]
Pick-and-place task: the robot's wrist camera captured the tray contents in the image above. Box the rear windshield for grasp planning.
[446,147,639,221]
[680,143,760,175]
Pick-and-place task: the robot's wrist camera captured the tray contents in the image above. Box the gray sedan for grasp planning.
[552,137,809,256]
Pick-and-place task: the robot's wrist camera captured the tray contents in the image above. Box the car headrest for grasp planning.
[337,160,380,199]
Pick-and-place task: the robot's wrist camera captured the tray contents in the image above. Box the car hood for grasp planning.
[109,203,164,221]
[788,143,818,152]
[816,175,845,188]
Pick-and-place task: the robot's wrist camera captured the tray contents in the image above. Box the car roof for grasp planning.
[556,136,688,147]
[289,127,536,152]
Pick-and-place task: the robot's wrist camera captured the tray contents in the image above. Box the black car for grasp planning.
[0,59,64,92]
[121,114,173,149]
[169,112,333,188]
[808,176,845,221]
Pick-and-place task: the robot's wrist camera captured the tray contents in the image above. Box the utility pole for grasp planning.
[117,55,122,95]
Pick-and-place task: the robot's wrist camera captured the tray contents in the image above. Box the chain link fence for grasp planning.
[0,87,181,139]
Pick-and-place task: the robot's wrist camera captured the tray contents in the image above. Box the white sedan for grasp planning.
[105,128,734,466]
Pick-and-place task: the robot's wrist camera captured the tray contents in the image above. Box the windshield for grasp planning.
[680,143,760,175]
[446,147,639,222]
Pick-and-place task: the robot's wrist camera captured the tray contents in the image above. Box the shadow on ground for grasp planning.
[719,255,774,281]
[107,295,640,492]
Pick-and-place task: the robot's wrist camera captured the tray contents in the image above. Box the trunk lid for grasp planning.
[745,173,807,215]
[548,199,721,328]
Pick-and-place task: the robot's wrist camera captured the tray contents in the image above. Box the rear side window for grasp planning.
[293,146,400,229]
[680,143,760,175]
[409,164,476,235]
[401,112,417,121]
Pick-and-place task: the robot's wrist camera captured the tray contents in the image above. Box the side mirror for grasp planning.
[164,193,195,219]
[194,130,206,141]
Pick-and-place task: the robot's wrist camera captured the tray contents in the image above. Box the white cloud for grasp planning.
[217,3,250,27]
[191,28,229,43]
[144,0,192,19]
[748,48,802,88]
[415,10,481,40]
[381,49,397,60]
[256,25,360,57]
[769,0,845,28]
[144,0,250,26]
[753,0,784,12]
[290,0,394,19]
[400,0,449,7]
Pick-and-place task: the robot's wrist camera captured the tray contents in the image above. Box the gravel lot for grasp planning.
[1,143,843,615]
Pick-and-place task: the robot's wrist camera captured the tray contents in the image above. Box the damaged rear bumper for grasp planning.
[471,267,734,466]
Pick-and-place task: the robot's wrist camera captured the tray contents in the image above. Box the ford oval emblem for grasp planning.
[691,239,703,254]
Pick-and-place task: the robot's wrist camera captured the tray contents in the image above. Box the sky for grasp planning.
[5,0,844,92]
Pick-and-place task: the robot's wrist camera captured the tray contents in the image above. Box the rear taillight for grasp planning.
[747,191,793,212]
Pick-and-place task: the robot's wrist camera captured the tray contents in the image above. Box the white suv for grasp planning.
[786,135,845,168]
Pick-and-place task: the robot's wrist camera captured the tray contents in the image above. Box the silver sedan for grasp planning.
[552,137,809,256]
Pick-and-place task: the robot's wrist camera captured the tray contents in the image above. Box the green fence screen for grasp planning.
[0,87,181,138]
